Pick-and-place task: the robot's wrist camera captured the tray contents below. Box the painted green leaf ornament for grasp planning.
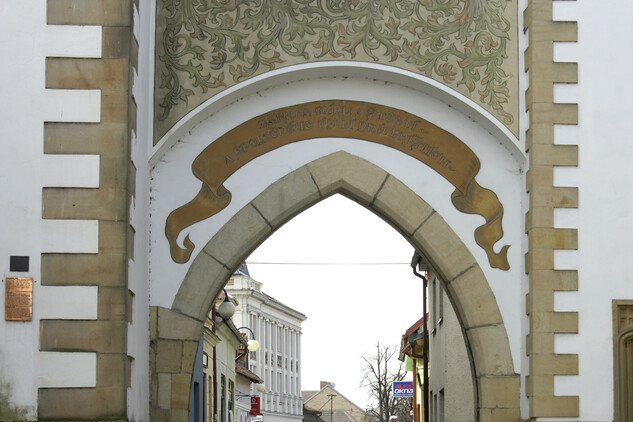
[155,0,518,142]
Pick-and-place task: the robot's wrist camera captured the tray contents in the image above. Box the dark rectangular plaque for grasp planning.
[10,256,29,272]
[5,277,33,321]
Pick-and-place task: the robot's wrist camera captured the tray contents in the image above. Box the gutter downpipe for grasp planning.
[411,252,429,422]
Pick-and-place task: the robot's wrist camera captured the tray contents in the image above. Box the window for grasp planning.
[229,380,234,413]
[431,278,437,334]
[438,282,444,324]
[614,300,633,422]
[205,374,212,422]
[221,375,226,422]
[194,382,201,422]
[278,326,283,349]
[432,279,436,326]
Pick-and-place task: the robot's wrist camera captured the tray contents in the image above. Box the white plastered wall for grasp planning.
[547,1,633,421]
[0,0,102,416]
[148,66,528,402]
[128,1,153,420]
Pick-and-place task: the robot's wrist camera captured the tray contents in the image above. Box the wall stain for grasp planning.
[0,381,33,422]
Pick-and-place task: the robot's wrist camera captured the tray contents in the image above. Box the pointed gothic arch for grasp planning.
[150,151,519,421]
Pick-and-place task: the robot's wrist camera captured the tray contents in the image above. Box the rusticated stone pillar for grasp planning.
[39,0,137,419]
[524,0,580,418]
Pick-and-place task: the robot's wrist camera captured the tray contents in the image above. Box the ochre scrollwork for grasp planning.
[165,100,510,270]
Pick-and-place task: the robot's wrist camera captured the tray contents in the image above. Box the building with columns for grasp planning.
[1,0,633,421]
[225,265,307,422]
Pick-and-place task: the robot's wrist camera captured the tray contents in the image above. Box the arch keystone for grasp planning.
[307,150,388,204]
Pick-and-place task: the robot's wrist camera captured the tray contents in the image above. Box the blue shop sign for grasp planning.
[392,381,413,397]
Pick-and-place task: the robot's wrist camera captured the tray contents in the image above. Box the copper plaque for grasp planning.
[5,277,33,321]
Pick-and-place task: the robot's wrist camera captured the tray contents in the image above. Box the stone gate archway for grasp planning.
[150,151,520,422]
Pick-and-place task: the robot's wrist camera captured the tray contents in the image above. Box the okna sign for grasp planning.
[392,381,413,397]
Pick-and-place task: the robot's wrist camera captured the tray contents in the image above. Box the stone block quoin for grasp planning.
[523,0,579,418]
[39,0,137,419]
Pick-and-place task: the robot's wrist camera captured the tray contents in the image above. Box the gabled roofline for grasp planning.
[304,383,366,411]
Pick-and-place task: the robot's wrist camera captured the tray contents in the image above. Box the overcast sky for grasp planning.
[246,194,423,409]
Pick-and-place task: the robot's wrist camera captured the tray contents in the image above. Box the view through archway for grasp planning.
[246,193,476,418]
[246,193,427,409]
[153,152,519,422]
[195,193,476,422]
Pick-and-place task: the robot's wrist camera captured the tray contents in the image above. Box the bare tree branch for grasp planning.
[360,342,412,422]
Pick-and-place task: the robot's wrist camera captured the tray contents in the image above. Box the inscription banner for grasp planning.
[165,100,510,270]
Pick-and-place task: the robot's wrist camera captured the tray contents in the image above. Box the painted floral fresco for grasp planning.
[154,0,518,142]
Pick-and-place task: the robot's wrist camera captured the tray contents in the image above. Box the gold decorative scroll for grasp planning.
[165,100,510,270]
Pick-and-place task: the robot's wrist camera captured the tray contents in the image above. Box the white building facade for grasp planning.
[225,268,307,422]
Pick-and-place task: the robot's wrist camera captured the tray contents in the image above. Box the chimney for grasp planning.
[320,381,330,389]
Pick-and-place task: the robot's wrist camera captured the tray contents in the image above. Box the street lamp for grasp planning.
[215,289,259,351]
[237,326,260,352]
[217,289,236,319]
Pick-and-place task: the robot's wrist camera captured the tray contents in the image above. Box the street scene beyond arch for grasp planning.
[151,152,519,421]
